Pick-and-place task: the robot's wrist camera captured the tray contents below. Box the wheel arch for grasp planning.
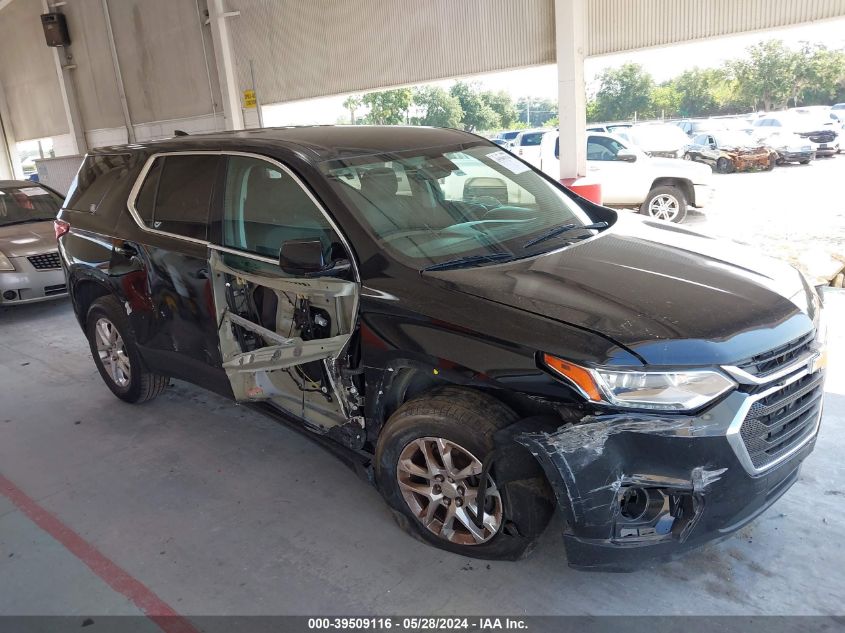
[649,177,694,206]
[71,277,113,327]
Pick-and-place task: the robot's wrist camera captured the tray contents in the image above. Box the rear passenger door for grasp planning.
[119,153,229,394]
[207,154,360,432]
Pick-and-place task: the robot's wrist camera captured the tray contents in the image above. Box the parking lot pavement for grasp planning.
[687,154,845,282]
[0,291,843,619]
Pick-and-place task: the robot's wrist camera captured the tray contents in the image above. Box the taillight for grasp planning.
[54,219,70,240]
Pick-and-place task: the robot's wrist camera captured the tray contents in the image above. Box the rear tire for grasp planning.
[86,296,168,404]
[640,185,688,223]
[799,159,811,165]
[716,157,732,173]
[375,387,553,560]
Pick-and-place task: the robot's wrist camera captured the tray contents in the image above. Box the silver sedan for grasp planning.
[0,180,67,305]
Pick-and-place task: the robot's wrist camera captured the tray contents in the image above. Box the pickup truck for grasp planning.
[538,131,713,223]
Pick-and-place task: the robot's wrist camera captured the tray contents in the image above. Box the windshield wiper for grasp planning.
[421,252,514,272]
[522,221,608,249]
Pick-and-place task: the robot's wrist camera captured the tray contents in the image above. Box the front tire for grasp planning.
[799,159,811,165]
[640,185,688,223]
[86,296,168,403]
[375,387,553,560]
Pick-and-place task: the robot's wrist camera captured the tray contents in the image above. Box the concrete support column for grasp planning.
[555,0,587,180]
[42,0,87,155]
[0,81,18,179]
[207,0,244,131]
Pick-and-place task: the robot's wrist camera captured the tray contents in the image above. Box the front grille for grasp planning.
[736,331,815,378]
[740,371,824,469]
[44,283,67,296]
[27,252,61,270]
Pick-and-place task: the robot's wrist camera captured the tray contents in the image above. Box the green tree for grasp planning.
[729,40,798,110]
[362,88,413,125]
[650,83,682,118]
[592,63,655,121]
[795,44,845,105]
[410,86,463,128]
[449,82,500,131]
[342,95,362,124]
[515,97,557,127]
[481,90,518,128]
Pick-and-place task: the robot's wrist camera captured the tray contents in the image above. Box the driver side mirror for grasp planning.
[279,239,326,275]
[279,239,351,278]
[616,149,637,163]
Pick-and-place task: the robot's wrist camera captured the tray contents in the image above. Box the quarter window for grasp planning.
[134,154,218,240]
[222,156,336,259]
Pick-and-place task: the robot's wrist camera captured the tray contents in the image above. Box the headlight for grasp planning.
[0,251,14,272]
[541,354,736,411]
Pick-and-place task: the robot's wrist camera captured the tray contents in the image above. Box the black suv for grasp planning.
[57,126,827,569]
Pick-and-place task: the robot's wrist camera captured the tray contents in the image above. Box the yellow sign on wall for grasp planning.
[243,89,257,109]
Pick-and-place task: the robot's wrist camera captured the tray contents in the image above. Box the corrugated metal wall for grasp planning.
[2,0,845,141]
[104,0,222,124]
[588,0,845,56]
[0,0,221,142]
[227,0,556,104]
[0,0,69,140]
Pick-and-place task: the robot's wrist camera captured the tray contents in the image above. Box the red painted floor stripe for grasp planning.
[0,474,200,633]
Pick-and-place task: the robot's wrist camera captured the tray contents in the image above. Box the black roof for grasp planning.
[90,125,485,162]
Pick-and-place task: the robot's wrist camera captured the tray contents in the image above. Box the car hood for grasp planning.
[429,214,816,367]
[0,221,57,257]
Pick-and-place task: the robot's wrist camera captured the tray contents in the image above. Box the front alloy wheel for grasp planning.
[648,193,680,221]
[641,185,688,223]
[396,437,502,545]
[95,317,131,387]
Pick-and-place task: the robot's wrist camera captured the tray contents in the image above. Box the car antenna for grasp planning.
[173,129,189,136]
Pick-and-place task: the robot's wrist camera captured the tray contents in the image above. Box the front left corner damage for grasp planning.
[511,413,733,570]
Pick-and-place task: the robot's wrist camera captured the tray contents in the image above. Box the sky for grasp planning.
[263,18,845,127]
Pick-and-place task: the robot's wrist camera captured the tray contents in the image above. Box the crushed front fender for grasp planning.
[513,389,818,571]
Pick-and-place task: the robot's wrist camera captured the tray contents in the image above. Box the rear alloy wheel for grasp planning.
[396,437,502,545]
[716,157,732,173]
[94,318,131,388]
[683,153,692,160]
[641,186,687,223]
[86,296,168,403]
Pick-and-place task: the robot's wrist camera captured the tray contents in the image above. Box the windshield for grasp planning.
[0,185,62,227]
[320,143,599,269]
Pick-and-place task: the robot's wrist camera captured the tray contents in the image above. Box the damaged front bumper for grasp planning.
[514,364,825,571]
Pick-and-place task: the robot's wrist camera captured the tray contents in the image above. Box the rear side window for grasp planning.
[65,153,134,213]
[519,133,544,146]
[133,154,219,241]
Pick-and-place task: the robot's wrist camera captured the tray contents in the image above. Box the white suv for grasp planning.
[539,131,713,223]
[510,129,549,167]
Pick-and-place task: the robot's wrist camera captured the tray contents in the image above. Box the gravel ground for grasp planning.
[685,153,845,283]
